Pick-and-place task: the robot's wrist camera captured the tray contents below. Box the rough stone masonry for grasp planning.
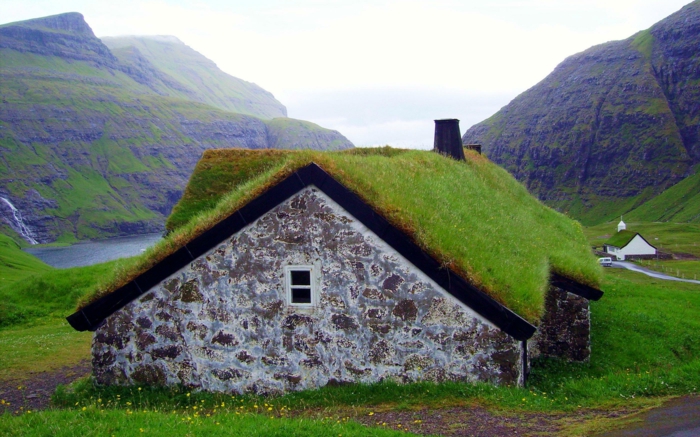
[92,187,524,394]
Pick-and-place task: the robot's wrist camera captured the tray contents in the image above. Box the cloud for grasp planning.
[0,0,692,145]
[281,86,514,147]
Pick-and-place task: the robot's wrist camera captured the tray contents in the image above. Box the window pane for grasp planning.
[291,288,311,304]
[290,270,311,286]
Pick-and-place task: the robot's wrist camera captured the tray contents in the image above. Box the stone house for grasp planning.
[67,157,603,395]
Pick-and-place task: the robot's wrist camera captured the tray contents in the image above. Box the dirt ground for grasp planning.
[351,406,635,436]
[0,359,91,414]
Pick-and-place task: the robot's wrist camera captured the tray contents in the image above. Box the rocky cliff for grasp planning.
[0,13,353,244]
[463,1,700,225]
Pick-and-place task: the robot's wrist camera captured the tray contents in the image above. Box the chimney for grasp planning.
[464,144,482,154]
[433,119,465,161]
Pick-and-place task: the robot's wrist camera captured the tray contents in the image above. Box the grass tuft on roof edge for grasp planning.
[77,147,602,323]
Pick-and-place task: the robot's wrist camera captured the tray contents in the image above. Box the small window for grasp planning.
[286,266,314,306]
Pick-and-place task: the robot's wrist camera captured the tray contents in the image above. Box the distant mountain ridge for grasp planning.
[0,12,353,244]
[101,35,287,119]
[463,1,700,225]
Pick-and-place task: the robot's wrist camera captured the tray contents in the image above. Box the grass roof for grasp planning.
[79,147,602,323]
[604,230,638,248]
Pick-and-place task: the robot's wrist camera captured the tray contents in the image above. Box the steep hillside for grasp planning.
[0,233,52,284]
[624,167,700,222]
[0,13,353,244]
[463,1,700,225]
[101,36,286,119]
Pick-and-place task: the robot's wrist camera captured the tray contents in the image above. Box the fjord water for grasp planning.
[24,233,162,268]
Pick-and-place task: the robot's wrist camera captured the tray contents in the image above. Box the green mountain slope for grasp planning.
[0,13,353,244]
[101,36,286,119]
[463,1,700,225]
[625,167,700,222]
[0,233,52,284]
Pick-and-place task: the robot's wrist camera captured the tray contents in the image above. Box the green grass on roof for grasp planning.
[80,147,601,323]
[604,230,638,248]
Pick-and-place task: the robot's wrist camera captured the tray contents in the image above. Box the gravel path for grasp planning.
[0,359,91,414]
[355,406,564,436]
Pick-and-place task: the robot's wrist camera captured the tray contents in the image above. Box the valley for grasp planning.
[0,13,353,244]
[1,2,700,436]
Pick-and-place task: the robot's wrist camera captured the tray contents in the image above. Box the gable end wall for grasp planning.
[92,187,524,394]
[529,286,591,363]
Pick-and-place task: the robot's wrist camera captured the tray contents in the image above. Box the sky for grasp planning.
[1,0,693,147]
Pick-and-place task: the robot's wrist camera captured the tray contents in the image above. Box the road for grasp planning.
[594,396,700,437]
[610,261,700,284]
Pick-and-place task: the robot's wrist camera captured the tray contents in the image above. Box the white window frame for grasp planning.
[285,265,316,308]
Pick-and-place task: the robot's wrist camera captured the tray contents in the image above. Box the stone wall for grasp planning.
[530,286,591,362]
[92,187,523,394]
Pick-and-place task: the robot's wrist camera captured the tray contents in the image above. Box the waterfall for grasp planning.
[0,196,39,245]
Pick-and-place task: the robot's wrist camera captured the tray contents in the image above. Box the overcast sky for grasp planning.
[1,0,693,147]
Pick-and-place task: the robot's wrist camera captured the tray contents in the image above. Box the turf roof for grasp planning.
[604,230,638,248]
[79,147,602,323]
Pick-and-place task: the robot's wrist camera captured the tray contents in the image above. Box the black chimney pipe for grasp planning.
[433,119,465,161]
[464,144,482,155]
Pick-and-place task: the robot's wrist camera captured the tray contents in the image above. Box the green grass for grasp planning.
[625,167,700,223]
[87,148,601,323]
[166,149,290,231]
[630,259,700,281]
[0,407,413,437]
[0,258,120,328]
[602,229,637,248]
[631,29,654,59]
[0,234,52,284]
[0,321,92,382]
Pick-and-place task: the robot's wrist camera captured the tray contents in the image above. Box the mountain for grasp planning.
[462,1,700,225]
[101,35,286,119]
[0,13,353,244]
[624,167,700,222]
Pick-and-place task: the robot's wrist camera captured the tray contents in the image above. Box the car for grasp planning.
[598,257,613,267]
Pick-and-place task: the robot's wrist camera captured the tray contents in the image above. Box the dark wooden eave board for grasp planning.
[68,163,541,340]
[550,273,604,301]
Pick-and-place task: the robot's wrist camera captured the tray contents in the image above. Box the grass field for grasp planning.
[0,322,91,382]
[0,234,52,284]
[633,259,700,280]
[0,259,698,435]
[0,219,699,435]
[624,167,700,223]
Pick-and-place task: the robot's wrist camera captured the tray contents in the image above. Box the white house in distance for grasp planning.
[603,219,657,261]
